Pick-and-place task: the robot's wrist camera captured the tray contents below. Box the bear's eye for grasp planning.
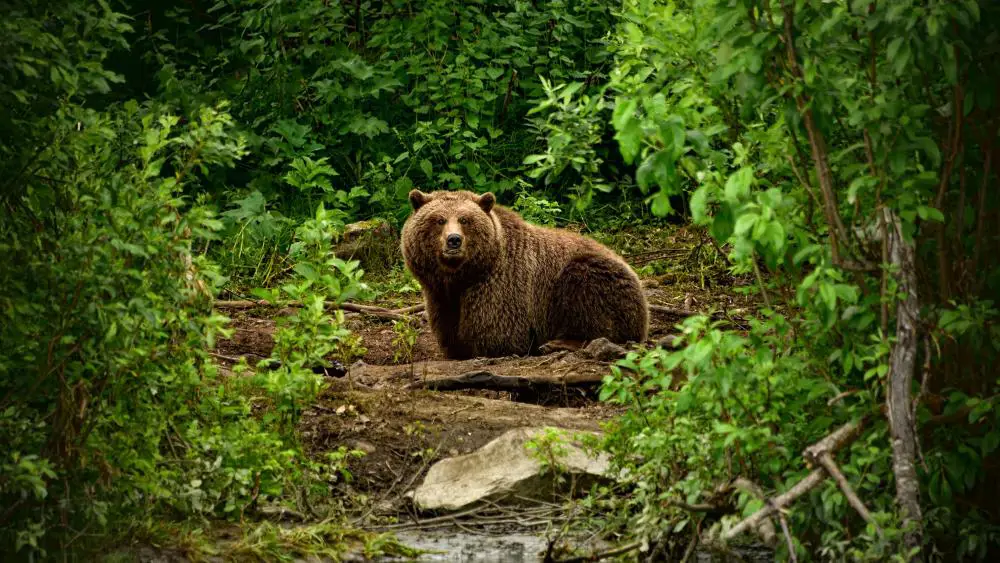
[458,217,469,225]
[436,218,446,226]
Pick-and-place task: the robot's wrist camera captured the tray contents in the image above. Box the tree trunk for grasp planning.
[883,209,924,559]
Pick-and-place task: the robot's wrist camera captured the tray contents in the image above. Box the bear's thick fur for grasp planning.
[401,190,649,360]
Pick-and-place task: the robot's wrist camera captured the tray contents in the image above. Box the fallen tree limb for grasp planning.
[730,478,779,550]
[405,370,537,392]
[404,369,604,392]
[218,298,743,327]
[723,468,826,542]
[394,303,426,315]
[723,418,867,542]
[648,304,700,317]
[213,299,417,322]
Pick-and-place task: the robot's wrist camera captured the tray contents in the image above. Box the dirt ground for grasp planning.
[212,225,756,517]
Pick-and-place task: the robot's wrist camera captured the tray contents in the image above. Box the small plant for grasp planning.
[525,428,572,484]
[512,189,564,226]
[391,318,420,367]
[251,204,372,427]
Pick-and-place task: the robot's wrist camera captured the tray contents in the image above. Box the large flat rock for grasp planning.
[412,426,611,512]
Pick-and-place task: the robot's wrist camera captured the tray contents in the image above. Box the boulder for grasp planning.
[411,427,611,512]
[333,219,398,273]
[577,337,628,361]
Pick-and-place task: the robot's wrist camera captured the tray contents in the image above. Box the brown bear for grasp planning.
[401,189,648,360]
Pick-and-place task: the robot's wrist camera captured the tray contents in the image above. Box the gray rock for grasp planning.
[578,337,628,361]
[412,427,611,512]
[656,334,681,349]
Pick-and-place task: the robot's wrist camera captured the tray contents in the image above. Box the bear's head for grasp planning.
[401,190,502,287]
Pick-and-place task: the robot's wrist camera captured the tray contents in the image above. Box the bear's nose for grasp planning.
[446,233,463,249]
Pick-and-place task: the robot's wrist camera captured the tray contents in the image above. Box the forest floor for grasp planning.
[209,224,758,561]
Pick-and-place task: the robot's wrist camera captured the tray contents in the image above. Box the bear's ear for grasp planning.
[478,192,496,214]
[409,190,431,210]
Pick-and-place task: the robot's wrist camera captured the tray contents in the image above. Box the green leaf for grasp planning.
[615,119,644,164]
[711,205,735,241]
[612,98,638,132]
[650,189,673,217]
[912,137,941,169]
[916,205,945,222]
[724,168,753,203]
[690,186,712,224]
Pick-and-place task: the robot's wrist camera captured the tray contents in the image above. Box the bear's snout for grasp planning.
[446,233,463,250]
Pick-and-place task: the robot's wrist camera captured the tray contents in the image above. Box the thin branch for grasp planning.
[752,256,773,310]
[786,153,820,208]
[776,512,798,563]
[816,453,883,537]
[780,0,849,262]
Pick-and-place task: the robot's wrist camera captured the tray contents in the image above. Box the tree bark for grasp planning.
[883,209,924,559]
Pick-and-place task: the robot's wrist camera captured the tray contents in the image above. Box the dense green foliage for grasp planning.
[597,0,1000,560]
[2,0,998,560]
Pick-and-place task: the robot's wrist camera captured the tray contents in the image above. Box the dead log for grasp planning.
[405,370,536,392]
[883,208,924,556]
[404,369,605,392]
[648,304,747,325]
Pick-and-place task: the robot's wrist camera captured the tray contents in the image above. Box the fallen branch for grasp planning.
[394,303,426,315]
[648,304,700,317]
[723,417,867,542]
[404,369,604,392]
[814,453,883,537]
[213,299,417,322]
[219,298,744,328]
[730,478,780,550]
[626,248,688,266]
[722,468,826,542]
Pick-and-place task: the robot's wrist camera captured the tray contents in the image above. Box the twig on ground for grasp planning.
[394,303,426,315]
[405,369,605,392]
[375,504,487,531]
